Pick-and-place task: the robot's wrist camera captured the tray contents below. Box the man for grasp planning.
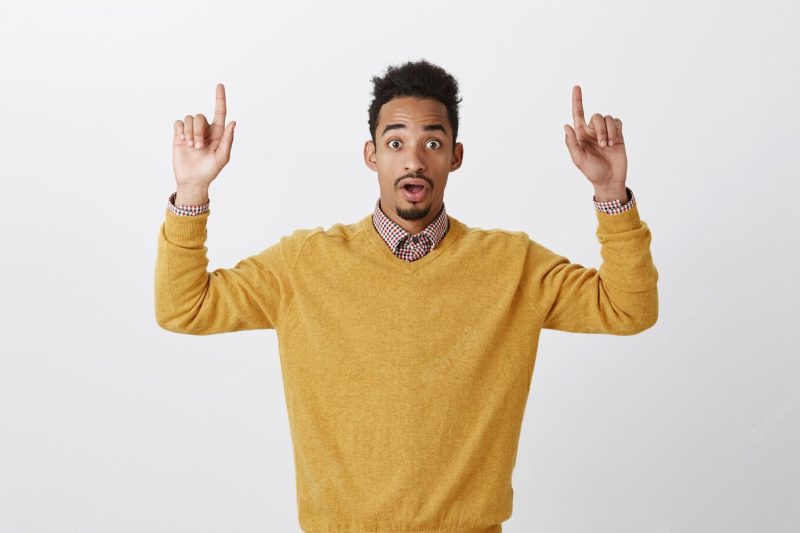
[155,59,658,532]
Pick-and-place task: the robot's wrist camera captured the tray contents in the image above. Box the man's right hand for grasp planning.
[172,83,236,204]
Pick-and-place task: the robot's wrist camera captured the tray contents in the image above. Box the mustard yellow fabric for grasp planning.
[154,204,658,532]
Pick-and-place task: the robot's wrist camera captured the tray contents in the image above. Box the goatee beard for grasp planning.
[396,203,431,221]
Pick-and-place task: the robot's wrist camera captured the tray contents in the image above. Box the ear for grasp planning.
[450,141,464,171]
[363,140,377,171]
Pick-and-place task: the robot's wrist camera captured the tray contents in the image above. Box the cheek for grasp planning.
[375,154,399,176]
[375,149,397,165]
[376,169,394,190]
[438,150,455,164]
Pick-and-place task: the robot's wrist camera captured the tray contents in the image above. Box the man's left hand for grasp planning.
[564,85,628,202]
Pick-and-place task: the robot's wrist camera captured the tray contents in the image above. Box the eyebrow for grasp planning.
[381,123,447,137]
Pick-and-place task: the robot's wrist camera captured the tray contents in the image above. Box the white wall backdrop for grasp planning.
[1,1,797,531]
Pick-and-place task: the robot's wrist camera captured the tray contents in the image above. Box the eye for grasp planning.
[387,139,402,149]
[426,139,442,150]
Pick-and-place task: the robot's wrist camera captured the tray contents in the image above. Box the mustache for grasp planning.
[395,173,433,188]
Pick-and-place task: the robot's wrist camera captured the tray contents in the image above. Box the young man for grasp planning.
[155,59,658,532]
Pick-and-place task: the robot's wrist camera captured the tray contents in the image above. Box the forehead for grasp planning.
[378,96,450,132]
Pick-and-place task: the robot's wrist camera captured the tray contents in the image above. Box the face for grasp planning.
[364,96,463,231]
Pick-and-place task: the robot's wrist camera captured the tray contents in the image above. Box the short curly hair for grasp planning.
[368,59,462,148]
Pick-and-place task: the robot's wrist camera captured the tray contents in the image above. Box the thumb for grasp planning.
[563,124,584,166]
[217,121,236,163]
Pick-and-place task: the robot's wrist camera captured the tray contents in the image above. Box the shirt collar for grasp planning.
[371,197,449,254]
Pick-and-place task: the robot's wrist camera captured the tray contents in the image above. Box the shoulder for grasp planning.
[277,214,374,261]
[295,214,371,245]
[452,217,531,249]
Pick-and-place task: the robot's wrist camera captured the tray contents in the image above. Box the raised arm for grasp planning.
[155,84,299,335]
[519,84,658,335]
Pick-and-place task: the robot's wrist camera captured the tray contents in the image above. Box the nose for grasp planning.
[403,145,427,174]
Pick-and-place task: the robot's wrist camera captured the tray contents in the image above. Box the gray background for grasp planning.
[1,1,798,531]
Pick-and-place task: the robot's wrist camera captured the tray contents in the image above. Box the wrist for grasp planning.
[593,185,628,203]
[175,185,210,206]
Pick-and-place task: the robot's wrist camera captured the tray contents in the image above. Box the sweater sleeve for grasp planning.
[521,203,659,335]
[154,208,305,335]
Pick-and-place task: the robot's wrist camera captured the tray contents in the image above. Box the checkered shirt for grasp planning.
[371,198,450,262]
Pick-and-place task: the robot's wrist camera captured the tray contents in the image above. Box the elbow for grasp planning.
[612,314,656,336]
[156,318,178,333]
[155,306,215,336]
[155,313,186,334]
[154,288,203,334]
[155,315,204,335]
[155,304,195,335]
[600,284,658,336]
[631,307,658,334]
[617,287,659,335]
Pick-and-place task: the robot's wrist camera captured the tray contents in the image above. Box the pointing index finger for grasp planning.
[571,85,586,132]
[213,83,227,126]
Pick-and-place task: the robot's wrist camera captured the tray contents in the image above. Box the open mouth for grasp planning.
[400,181,429,202]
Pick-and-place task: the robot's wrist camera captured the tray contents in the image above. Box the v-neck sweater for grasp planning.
[155,203,659,532]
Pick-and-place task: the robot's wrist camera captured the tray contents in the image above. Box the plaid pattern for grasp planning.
[593,186,635,214]
[372,198,450,262]
[167,191,210,216]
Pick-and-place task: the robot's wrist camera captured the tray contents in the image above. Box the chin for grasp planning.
[395,197,435,221]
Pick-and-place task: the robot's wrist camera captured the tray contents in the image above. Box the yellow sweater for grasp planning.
[154,203,658,532]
